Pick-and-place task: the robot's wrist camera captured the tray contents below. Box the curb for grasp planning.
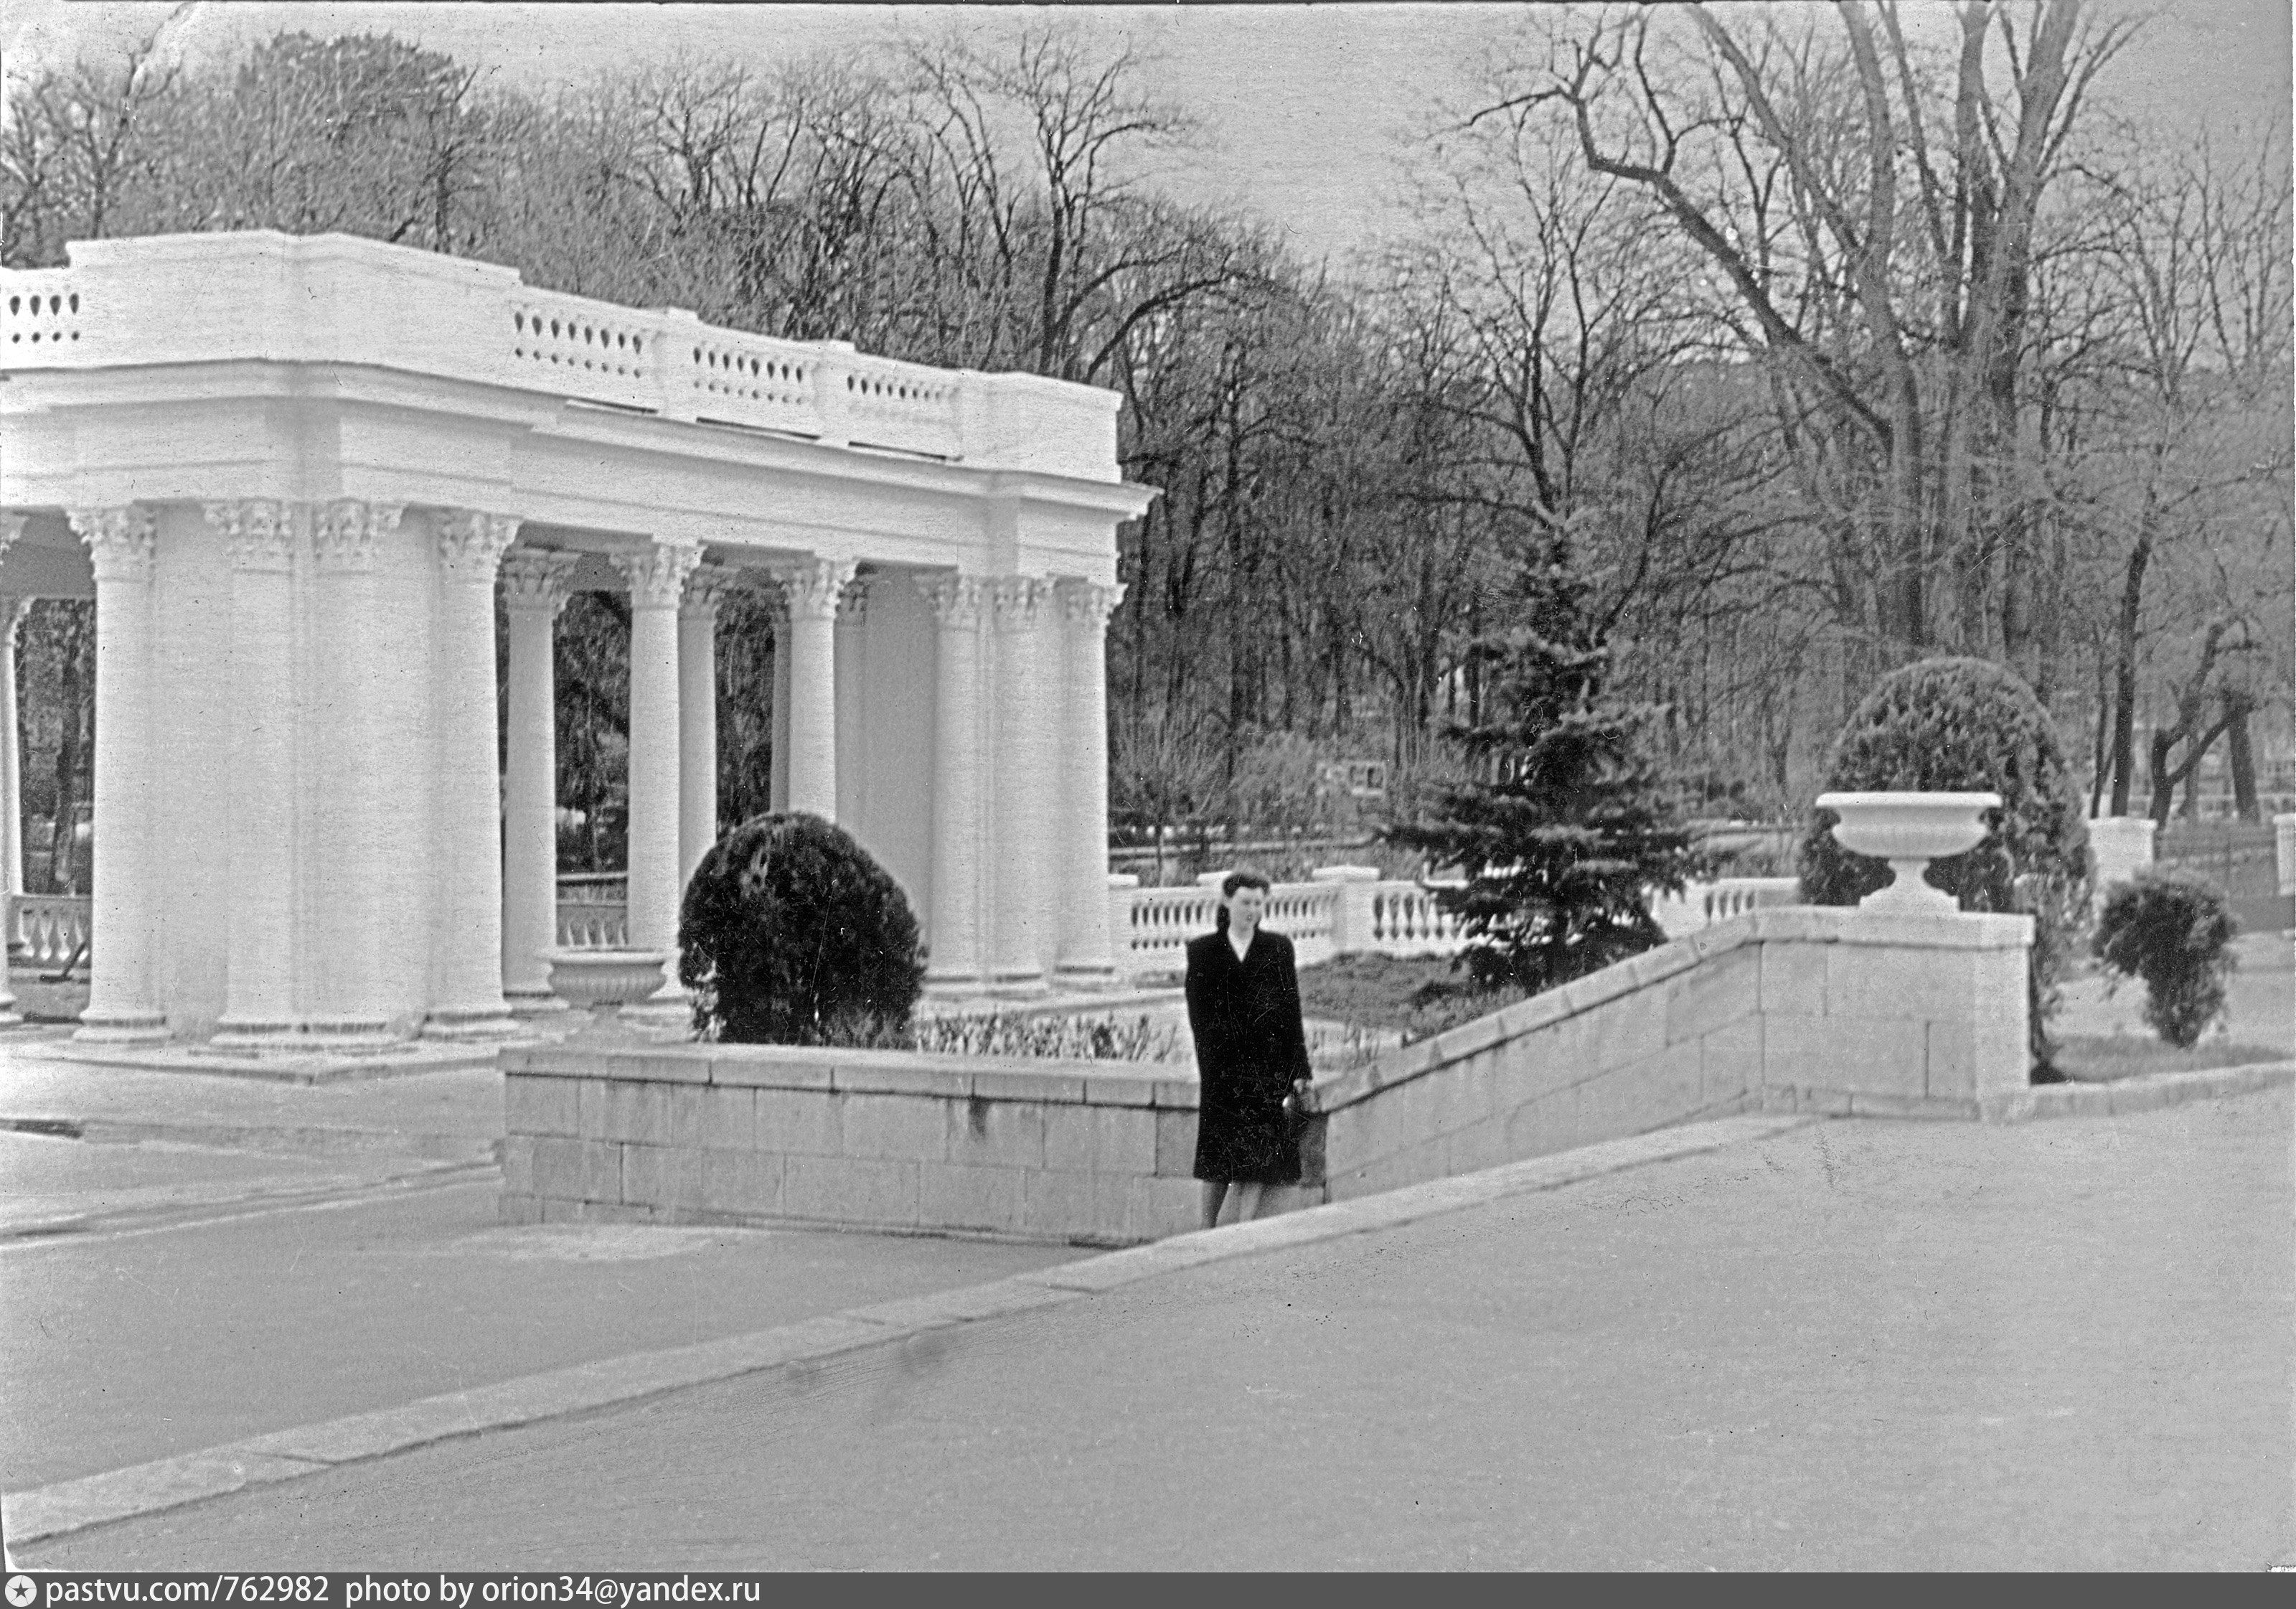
[0,1158,500,1244]
[2005,1059,2293,1121]
[1,1115,499,1164]
[1,1112,1815,1549]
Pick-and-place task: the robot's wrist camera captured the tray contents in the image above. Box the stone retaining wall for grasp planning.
[500,906,2032,1244]
[1311,906,2031,1203]
[497,1049,1234,1244]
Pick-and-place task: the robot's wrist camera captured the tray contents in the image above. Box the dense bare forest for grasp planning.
[4,3,2289,885]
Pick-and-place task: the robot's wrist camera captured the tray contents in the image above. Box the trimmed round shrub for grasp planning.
[678,812,926,1045]
[1797,657,2091,1076]
[2092,871,2239,1049]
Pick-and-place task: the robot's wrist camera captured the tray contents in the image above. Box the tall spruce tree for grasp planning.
[1386,543,1708,995]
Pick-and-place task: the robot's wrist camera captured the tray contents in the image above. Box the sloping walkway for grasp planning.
[12,1089,2292,1569]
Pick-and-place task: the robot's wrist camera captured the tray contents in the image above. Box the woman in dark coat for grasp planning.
[1186,868,1314,1229]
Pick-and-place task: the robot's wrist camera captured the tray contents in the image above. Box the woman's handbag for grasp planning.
[1280,1079,1312,1138]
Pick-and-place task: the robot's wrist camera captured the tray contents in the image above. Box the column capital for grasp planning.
[0,512,24,563]
[987,575,1054,633]
[69,505,156,583]
[611,540,705,609]
[311,499,403,573]
[766,556,857,621]
[1056,578,1126,632]
[917,572,984,631]
[206,500,297,573]
[836,573,874,624]
[435,509,522,584]
[679,561,743,621]
[500,548,583,616]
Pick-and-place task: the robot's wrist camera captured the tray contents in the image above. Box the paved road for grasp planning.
[22,1087,2289,1572]
[0,1143,1070,1492]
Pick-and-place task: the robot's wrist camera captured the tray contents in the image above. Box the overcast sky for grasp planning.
[6,1,2289,267]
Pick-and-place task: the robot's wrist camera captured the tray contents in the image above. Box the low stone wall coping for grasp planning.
[502,1040,1201,1110]
[1744,906,2033,951]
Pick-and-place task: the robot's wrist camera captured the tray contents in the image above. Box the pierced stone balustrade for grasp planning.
[10,893,90,967]
[1,232,1120,481]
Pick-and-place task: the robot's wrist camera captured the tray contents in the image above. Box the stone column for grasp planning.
[68,507,167,1042]
[0,515,24,922]
[679,563,737,883]
[425,510,522,1041]
[204,501,301,1049]
[500,548,580,1015]
[303,500,403,1046]
[918,574,984,991]
[987,576,1053,994]
[0,594,27,959]
[834,575,870,829]
[1053,580,1124,987]
[768,588,792,814]
[765,557,853,821]
[611,540,703,998]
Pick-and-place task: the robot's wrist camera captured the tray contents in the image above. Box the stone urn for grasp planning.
[540,949,672,1013]
[1815,792,2001,914]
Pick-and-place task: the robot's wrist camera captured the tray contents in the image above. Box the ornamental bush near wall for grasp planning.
[2092,871,2239,1049]
[679,812,926,1045]
[1797,656,2091,1078]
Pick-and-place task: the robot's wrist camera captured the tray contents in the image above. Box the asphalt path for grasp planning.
[0,1152,1070,1491]
[24,1087,2290,1572]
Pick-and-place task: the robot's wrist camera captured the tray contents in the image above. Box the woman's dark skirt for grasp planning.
[1192,1064,1302,1186]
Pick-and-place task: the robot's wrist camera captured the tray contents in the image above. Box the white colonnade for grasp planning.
[1,229,1149,1053]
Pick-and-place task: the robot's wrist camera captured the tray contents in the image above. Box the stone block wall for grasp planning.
[1307,906,2032,1202]
[499,1045,1214,1246]
[500,906,2031,1245]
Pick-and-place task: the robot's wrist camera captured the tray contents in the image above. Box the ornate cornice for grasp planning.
[609,540,704,609]
[987,575,1053,634]
[679,561,742,621]
[311,500,402,573]
[1057,578,1126,634]
[765,556,857,621]
[435,510,522,583]
[207,499,296,573]
[499,548,583,616]
[916,573,984,632]
[69,505,156,583]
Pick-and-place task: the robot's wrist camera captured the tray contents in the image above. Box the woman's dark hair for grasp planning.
[1215,867,1272,932]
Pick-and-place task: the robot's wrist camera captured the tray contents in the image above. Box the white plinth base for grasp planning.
[73,1013,171,1046]
[505,987,573,1018]
[422,1007,525,1042]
